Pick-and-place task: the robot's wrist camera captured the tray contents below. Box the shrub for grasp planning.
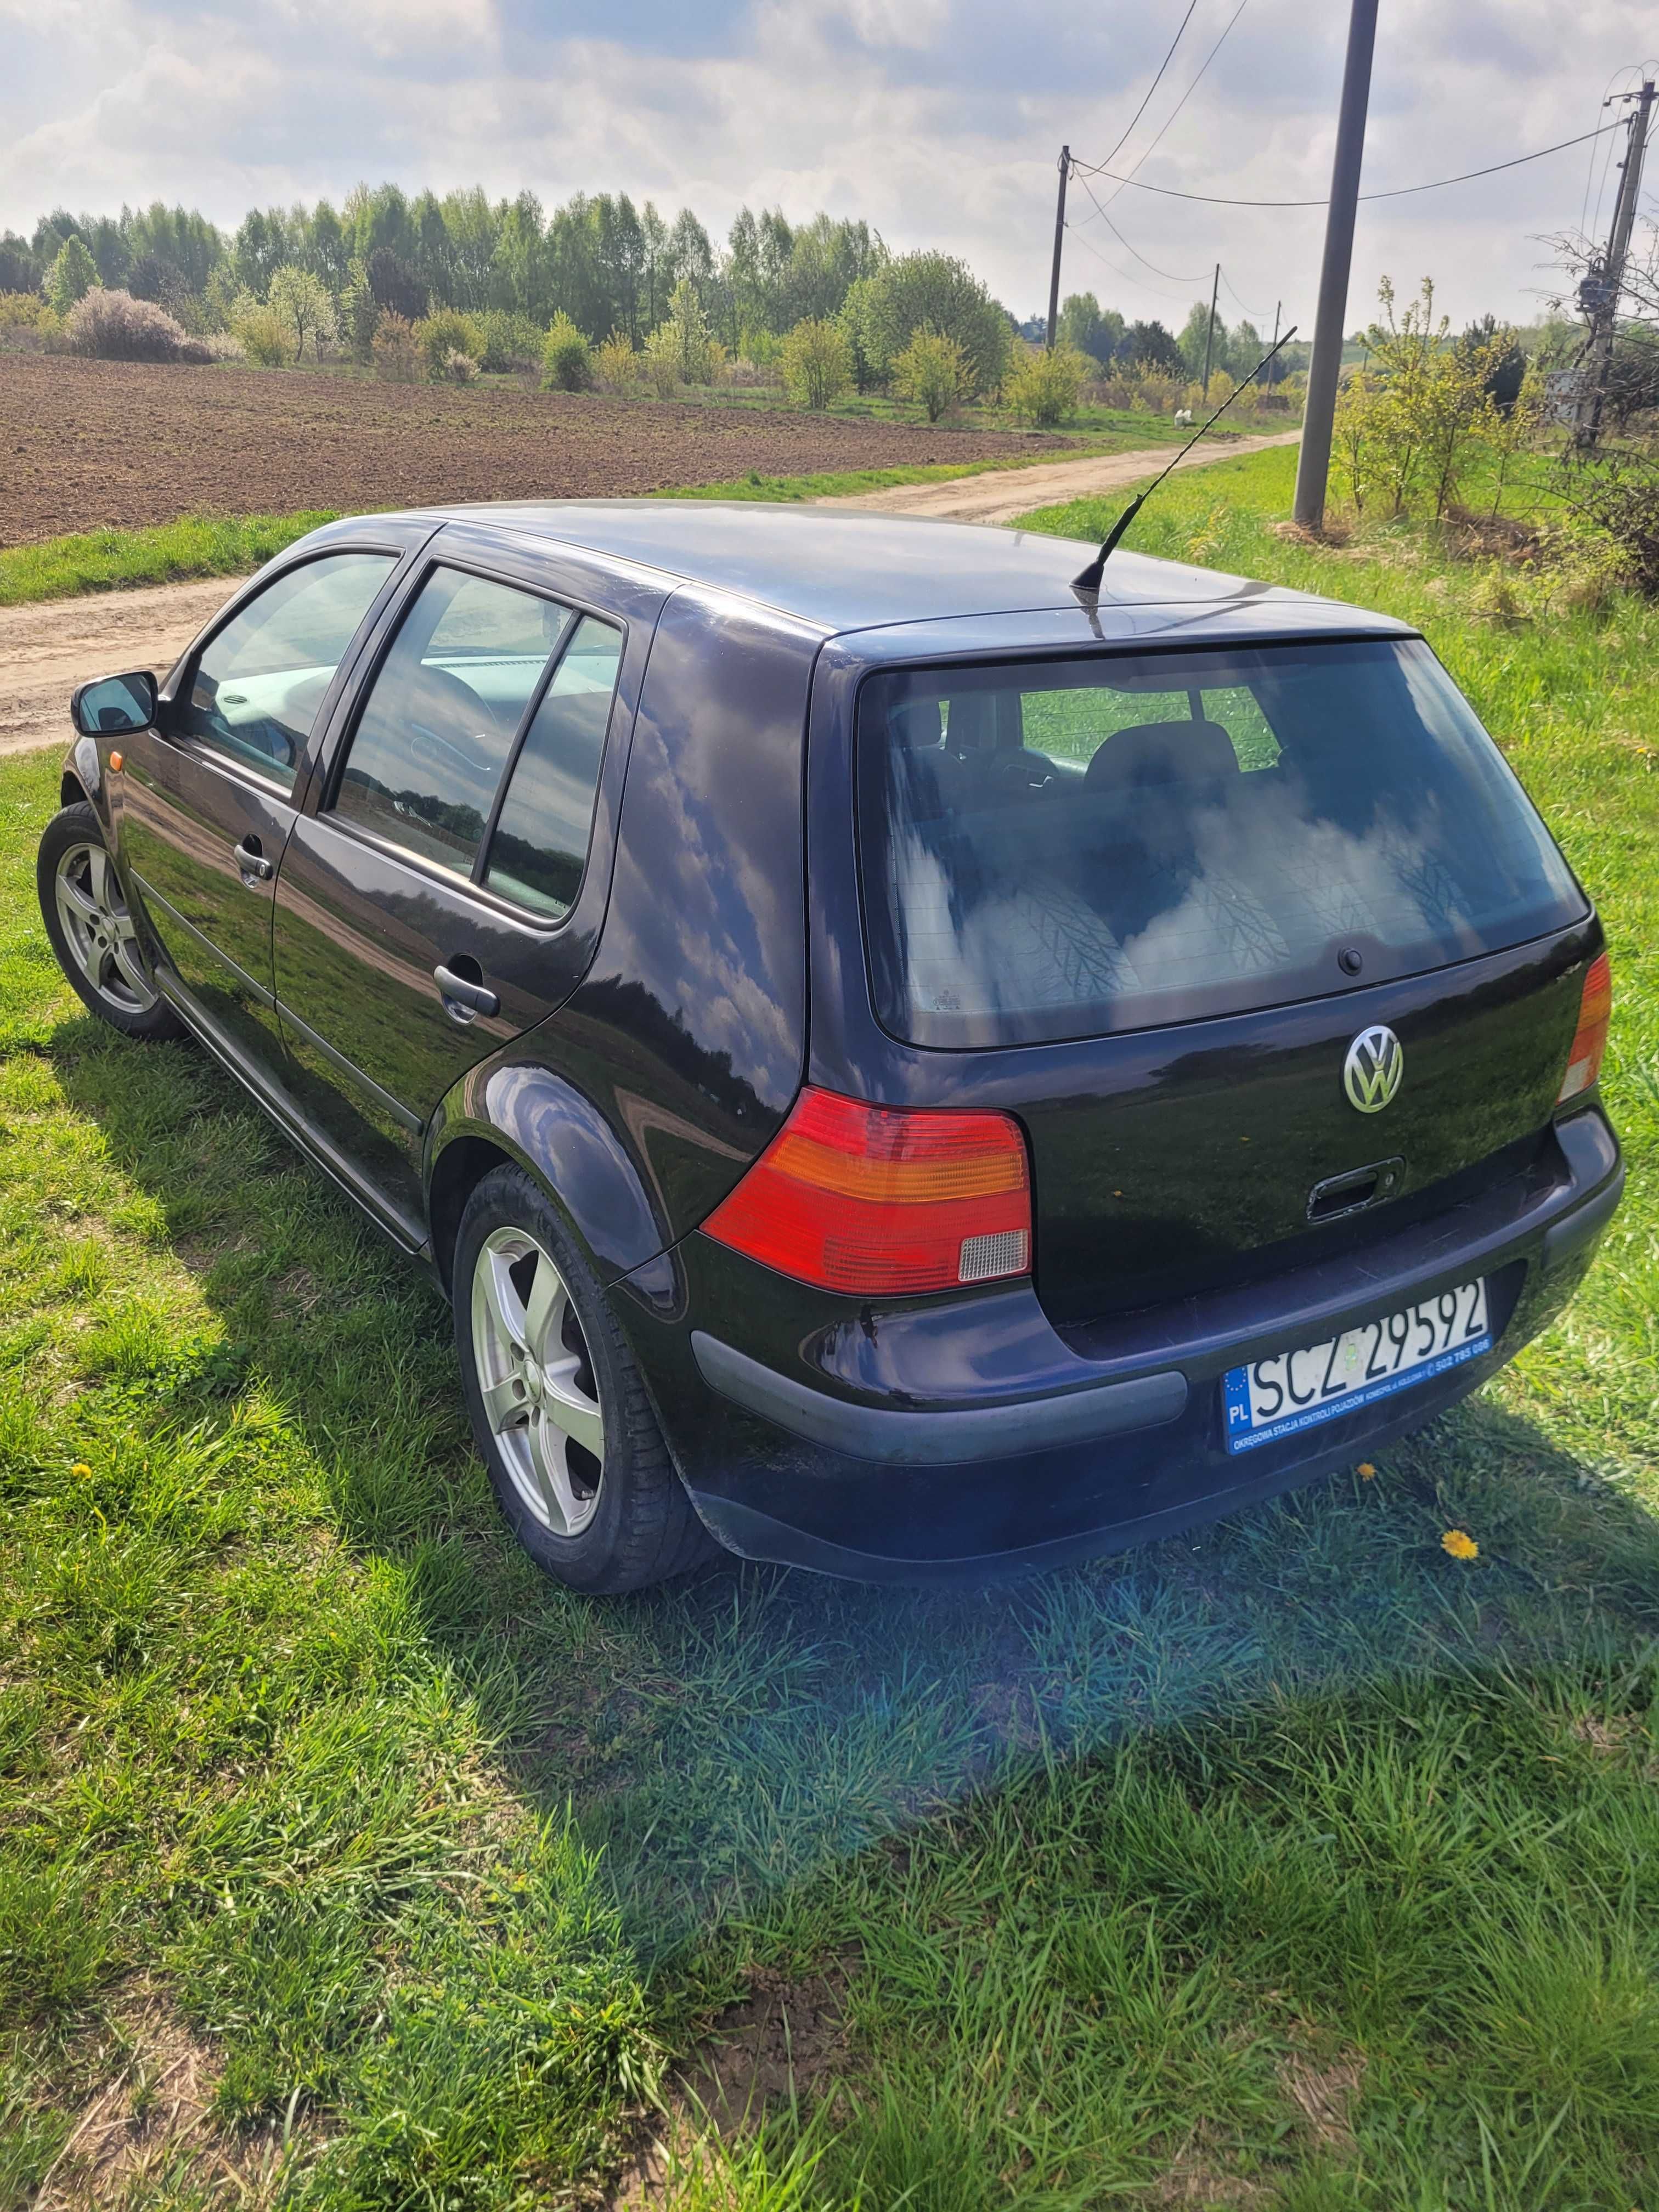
[852,251,1009,394]
[441,347,479,383]
[1003,342,1088,427]
[721,355,785,390]
[371,310,420,383]
[414,308,483,380]
[641,324,681,398]
[231,301,294,369]
[64,287,207,363]
[592,330,637,392]
[476,309,543,374]
[892,329,969,422]
[780,317,853,410]
[44,236,98,317]
[540,313,593,392]
[1561,457,1659,597]
[653,280,715,385]
[267,265,337,360]
[0,291,46,329]
[340,258,379,365]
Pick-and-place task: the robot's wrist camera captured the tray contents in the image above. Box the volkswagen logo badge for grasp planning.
[1344,1025,1403,1113]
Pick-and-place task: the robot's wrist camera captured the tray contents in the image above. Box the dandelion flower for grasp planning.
[1357,1462,1376,1481]
[71,1462,92,1478]
[1441,1528,1479,1560]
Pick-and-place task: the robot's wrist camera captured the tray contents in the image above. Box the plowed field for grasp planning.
[1,355,1070,546]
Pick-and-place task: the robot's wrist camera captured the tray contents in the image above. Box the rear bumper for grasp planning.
[623,1107,1622,1581]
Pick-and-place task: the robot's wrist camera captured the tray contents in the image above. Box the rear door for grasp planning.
[119,548,405,1074]
[270,532,652,1225]
[849,636,1594,1328]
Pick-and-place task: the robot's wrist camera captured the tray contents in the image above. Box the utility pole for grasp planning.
[1201,262,1221,398]
[1576,79,1655,450]
[1046,145,1070,350]
[1292,0,1379,531]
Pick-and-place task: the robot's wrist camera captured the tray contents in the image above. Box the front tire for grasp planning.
[454,1164,714,1594]
[37,802,184,1040]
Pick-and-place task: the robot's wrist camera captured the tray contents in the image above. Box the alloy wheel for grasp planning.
[53,843,157,1014]
[470,1227,605,1538]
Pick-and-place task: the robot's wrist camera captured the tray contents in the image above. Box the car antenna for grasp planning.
[1071,325,1298,607]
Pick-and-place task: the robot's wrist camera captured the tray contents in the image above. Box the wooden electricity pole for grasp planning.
[1046,146,1071,349]
[1201,262,1221,398]
[1577,80,1655,449]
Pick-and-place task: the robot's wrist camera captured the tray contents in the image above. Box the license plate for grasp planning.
[1222,1279,1491,1454]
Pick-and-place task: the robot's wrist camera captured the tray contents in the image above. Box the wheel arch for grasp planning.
[426,1064,672,1299]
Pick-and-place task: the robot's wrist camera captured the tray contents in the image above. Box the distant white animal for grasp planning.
[1173,408,1194,427]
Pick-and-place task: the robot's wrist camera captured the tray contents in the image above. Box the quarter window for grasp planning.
[177,552,396,792]
[332,568,572,876]
[484,616,622,918]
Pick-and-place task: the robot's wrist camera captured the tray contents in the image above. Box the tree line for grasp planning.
[1,187,961,360]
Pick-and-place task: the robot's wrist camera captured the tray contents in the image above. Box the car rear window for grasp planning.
[856,639,1585,1049]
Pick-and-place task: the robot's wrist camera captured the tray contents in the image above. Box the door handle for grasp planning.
[433,962,499,1020]
[234,836,273,883]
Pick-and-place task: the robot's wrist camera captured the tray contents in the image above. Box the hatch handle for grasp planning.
[1307,1156,1404,1225]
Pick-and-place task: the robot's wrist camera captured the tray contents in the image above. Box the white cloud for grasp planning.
[3,0,1651,328]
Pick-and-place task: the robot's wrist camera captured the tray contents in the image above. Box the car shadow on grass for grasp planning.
[47,1013,1659,1964]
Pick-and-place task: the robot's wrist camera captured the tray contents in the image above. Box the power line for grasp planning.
[1071,168,1206,282]
[1070,119,1625,208]
[1074,0,1252,202]
[1063,218,1200,304]
[1583,68,1637,236]
[1093,0,1202,175]
[1218,266,1272,321]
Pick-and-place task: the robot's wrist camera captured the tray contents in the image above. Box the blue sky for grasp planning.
[6,0,1654,330]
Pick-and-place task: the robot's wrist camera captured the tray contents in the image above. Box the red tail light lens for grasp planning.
[1558,951,1612,1104]
[702,1086,1031,1295]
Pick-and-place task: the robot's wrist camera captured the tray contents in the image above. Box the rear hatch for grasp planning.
[855,635,1593,1327]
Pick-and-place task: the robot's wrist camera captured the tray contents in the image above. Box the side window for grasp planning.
[483,616,623,917]
[331,568,571,876]
[177,553,396,792]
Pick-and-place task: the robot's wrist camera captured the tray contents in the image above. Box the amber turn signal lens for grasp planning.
[1557,951,1612,1104]
[108,752,123,772]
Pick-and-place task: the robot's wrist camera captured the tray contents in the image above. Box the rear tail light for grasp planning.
[1557,951,1612,1104]
[702,1086,1031,1296]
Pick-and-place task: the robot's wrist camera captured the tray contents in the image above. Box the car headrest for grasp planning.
[1084,718,1242,792]
[943,693,997,753]
[891,699,945,749]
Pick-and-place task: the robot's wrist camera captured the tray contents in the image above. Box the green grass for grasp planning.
[0,513,342,609]
[2,445,1657,2207]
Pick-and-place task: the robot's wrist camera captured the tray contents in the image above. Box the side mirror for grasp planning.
[71,670,157,738]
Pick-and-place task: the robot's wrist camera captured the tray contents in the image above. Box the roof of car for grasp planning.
[383,498,1413,644]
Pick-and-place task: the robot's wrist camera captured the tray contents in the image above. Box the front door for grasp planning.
[119,549,402,1074]
[272,556,628,1222]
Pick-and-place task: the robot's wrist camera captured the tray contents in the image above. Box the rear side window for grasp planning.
[857,640,1585,1048]
[332,567,572,874]
[484,617,622,917]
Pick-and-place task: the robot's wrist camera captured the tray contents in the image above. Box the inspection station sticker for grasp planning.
[1222,1279,1491,1454]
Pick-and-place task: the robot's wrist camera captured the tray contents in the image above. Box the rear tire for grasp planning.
[37,802,185,1041]
[454,1164,715,1594]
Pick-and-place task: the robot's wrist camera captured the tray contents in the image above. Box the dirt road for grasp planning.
[815,427,1299,522]
[1,430,1298,760]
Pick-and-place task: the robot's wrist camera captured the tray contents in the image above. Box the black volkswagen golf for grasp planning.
[40,503,1622,1592]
